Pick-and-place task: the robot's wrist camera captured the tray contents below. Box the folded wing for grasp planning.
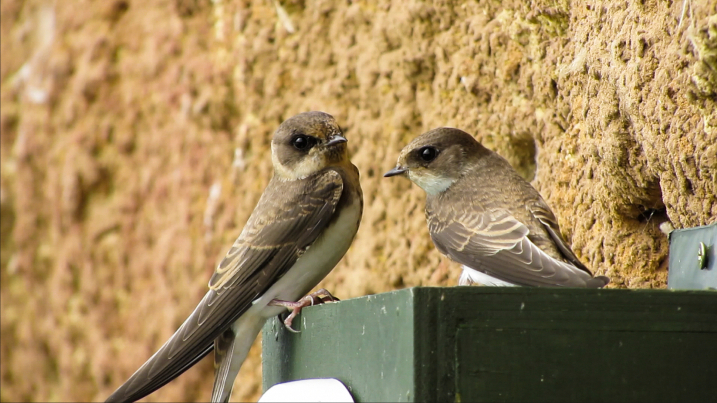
[428,206,600,287]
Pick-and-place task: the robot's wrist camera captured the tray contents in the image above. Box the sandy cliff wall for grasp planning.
[1,0,715,401]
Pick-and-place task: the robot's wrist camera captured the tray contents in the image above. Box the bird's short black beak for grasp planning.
[384,166,407,177]
[326,134,348,147]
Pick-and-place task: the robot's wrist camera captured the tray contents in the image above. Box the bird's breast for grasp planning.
[251,198,362,317]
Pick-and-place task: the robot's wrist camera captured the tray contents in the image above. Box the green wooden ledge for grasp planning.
[262,287,716,402]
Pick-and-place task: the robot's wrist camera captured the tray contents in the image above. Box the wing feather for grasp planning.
[428,206,597,287]
[527,199,592,273]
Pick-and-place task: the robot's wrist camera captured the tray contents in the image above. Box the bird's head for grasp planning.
[272,111,349,180]
[384,127,488,195]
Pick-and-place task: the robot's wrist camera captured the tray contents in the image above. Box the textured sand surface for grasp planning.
[1,0,715,401]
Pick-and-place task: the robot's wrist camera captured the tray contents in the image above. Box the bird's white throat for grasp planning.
[271,145,324,181]
[408,171,456,195]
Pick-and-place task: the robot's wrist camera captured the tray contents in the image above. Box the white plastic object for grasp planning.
[258,378,354,402]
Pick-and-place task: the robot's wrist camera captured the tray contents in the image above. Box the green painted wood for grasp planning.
[262,291,418,402]
[262,287,717,402]
[668,223,717,290]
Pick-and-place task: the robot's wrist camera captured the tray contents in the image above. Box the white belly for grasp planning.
[248,199,361,318]
[459,266,518,287]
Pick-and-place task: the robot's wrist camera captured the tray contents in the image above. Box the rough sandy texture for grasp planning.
[1,0,715,401]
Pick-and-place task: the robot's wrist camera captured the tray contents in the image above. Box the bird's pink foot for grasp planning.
[268,289,340,333]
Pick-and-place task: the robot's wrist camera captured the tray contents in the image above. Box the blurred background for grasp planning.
[1,0,715,401]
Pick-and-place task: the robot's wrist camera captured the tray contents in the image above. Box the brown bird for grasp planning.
[106,111,363,402]
[384,127,608,288]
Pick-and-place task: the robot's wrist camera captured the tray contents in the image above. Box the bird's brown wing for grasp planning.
[106,169,344,403]
[526,199,591,274]
[427,204,595,287]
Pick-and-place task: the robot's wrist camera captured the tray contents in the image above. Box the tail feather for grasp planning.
[210,312,266,403]
[586,275,610,288]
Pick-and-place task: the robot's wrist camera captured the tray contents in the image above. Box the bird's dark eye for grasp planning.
[419,146,438,162]
[292,135,315,150]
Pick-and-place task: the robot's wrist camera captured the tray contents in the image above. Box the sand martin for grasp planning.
[384,127,608,288]
[106,111,363,402]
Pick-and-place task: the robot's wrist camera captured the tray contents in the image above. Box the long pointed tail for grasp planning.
[211,312,266,403]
